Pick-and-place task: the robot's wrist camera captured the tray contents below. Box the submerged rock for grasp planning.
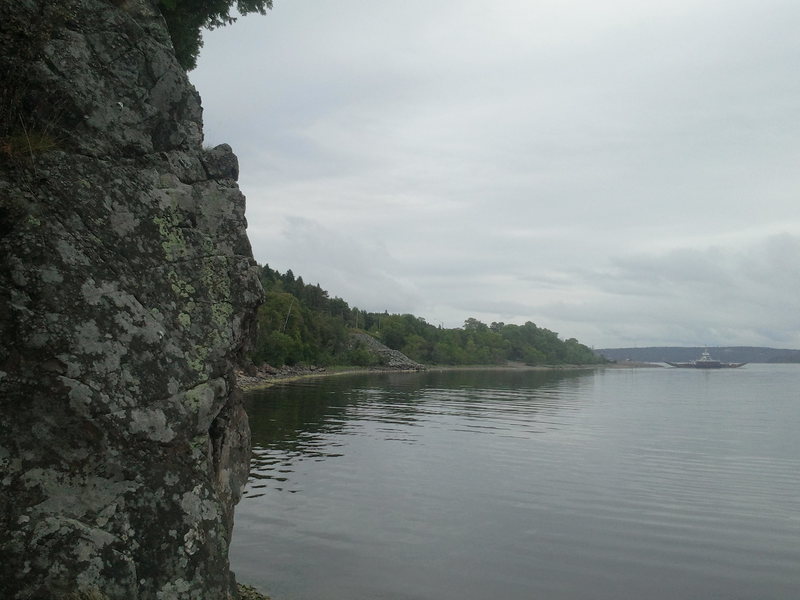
[0,1,262,598]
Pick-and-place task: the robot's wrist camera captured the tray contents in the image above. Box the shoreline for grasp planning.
[235,361,659,392]
[235,365,425,391]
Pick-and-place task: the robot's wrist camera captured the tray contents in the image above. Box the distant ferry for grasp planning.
[667,350,746,369]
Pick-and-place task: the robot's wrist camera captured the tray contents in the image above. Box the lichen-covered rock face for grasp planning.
[0,1,263,598]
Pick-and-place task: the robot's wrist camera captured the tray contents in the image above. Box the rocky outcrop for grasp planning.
[0,1,262,598]
[349,333,426,370]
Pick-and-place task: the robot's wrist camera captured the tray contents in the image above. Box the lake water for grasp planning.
[232,365,800,600]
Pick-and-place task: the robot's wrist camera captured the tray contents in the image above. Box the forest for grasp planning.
[250,265,606,368]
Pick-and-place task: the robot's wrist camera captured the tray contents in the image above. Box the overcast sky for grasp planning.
[190,0,800,349]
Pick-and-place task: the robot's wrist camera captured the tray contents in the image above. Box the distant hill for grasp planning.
[597,346,800,364]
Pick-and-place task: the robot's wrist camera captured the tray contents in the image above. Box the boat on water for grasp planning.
[667,350,746,369]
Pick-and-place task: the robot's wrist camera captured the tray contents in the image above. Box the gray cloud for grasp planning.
[253,216,422,313]
[191,0,800,348]
[533,234,800,346]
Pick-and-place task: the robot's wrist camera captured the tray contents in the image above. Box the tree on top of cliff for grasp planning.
[157,0,272,70]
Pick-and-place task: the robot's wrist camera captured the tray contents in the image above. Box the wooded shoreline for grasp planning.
[235,361,660,392]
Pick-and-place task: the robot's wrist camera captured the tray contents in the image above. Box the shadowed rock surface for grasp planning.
[0,1,263,598]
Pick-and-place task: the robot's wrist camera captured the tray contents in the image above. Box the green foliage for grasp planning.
[363,315,602,366]
[249,264,607,369]
[156,0,272,70]
[344,341,383,367]
[250,266,350,367]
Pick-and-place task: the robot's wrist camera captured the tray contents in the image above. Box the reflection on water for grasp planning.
[247,369,592,446]
[233,366,800,600]
[244,370,593,496]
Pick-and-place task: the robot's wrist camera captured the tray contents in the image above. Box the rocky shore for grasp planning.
[235,363,428,391]
[235,363,331,390]
[235,333,427,391]
[349,332,427,370]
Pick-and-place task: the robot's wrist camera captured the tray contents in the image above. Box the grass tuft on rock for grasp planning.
[238,583,271,600]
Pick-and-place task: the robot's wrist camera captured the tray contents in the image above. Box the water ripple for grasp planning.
[235,366,800,600]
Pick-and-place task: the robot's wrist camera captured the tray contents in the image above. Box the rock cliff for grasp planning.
[0,1,263,598]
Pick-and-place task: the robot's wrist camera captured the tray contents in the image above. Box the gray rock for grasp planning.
[202,144,240,182]
[349,333,426,370]
[0,1,263,598]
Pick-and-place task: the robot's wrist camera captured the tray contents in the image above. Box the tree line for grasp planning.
[156,0,272,70]
[250,265,605,368]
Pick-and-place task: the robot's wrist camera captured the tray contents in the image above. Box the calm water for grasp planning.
[232,365,800,600]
